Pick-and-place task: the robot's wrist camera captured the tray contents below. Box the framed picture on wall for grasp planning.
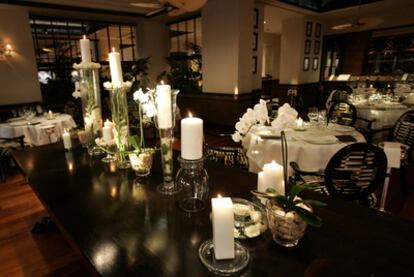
[315,23,321,38]
[253,56,257,74]
[253,8,259,29]
[314,40,320,55]
[305,39,311,54]
[313,57,319,70]
[306,21,312,37]
[303,57,310,71]
[253,32,258,51]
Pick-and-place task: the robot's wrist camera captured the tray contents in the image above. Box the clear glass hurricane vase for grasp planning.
[109,86,130,169]
[78,67,103,156]
[176,156,209,212]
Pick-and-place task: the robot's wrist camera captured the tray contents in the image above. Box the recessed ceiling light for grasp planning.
[331,23,353,30]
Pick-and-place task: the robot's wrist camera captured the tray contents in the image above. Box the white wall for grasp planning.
[202,0,254,94]
[0,5,41,105]
[262,33,281,79]
[136,20,169,87]
[279,16,321,84]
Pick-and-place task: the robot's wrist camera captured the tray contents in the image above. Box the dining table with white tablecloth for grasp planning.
[353,103,410,130]
[244,124,366,174]
[0,113,77,146]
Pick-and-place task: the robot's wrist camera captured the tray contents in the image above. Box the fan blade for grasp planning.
[130,2,163,9]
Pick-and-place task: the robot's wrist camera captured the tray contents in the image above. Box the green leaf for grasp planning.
[274,195,291,210]
[292,206,323,227]
[129,135,140,151]
[288,184,308,200]
[302,199,327,207]
[161,143,169,155]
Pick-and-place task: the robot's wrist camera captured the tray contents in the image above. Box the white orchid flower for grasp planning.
[133,89,149,103]
[235,121,249,134]
[232,131,242,143]
[143,102,156,118]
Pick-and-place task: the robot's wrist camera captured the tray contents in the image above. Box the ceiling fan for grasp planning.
[331,0,383,31]
[130,0,207,17]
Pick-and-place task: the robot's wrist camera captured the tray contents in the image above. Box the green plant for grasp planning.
[126,57,151,93]
[251,183,326,227]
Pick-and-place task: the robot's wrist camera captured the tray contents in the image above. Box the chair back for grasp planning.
[328,101,357,126]
[324,143,387,201]
[204,143,248,169]
[391,110,414,148]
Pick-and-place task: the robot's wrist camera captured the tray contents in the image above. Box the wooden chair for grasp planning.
[204,143,248,169]
[0,135,25,181]
[327,101,357,126]
[290,143,387,207]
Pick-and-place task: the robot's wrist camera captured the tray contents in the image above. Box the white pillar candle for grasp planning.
[263,161,284,195]
[80,35,91,63]
[102,124,113,143]
[108,48,123,86]
[211,196,234,260]
[62,130,72,150]
[156,83,172,129]
[257,171,265,192]
[181,115,203,160]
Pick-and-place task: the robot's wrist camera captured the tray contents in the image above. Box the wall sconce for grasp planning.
[0,40,12,61]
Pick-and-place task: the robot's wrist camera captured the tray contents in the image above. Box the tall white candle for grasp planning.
[62,130,72,150]
[257,171,265,192]
[181,115,203,160]
[108,48,123,86]
[156,83,172,129]
[263,161,284,195]
[80,35,91,63]
[211,196,234,260]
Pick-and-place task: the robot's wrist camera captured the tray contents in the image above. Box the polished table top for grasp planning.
[13,143,414,276]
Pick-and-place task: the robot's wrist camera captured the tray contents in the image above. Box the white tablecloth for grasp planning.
[354,104,410,130]
[244,126,365,174]
[0,114,77,146]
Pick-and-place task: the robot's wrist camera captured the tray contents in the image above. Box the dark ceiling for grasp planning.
[278,0,382,12]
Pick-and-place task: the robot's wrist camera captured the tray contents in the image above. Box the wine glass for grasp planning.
[307,107,318,126]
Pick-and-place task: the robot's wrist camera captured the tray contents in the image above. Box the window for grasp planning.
[168,16,202,57]
[30,17,137,73]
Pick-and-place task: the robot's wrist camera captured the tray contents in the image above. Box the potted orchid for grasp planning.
[232,99,269,143]
[129,88,157,176]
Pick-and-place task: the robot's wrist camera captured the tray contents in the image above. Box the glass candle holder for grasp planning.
[176,156,209,212]
[129,149,154,177]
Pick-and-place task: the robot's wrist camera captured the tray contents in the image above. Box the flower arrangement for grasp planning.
[251,183,326,227]
[232,99,269,143]
[132,88,157,150]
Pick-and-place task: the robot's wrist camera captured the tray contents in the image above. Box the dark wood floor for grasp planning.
[1,128,413,276]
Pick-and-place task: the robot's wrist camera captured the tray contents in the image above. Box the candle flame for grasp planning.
[110,187,117,198]
[111,47,115,52]
[188,112,193,118]
[161,80,165,85]
[234,86,239,95]
[6,44,11,50]
[217,194,222,198]
[83,35,86,39]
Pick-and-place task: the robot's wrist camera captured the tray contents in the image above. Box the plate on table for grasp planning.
[302,135,338,145]
[232,198,267,239]
[328,123,354,132]
[253,126,281,139]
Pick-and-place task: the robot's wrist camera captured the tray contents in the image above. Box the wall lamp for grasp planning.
[0,40,13,61]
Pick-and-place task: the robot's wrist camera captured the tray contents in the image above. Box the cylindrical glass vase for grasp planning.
[157,128,181,194]
[176,156,209,212]
[108,85,130,169]
[76,65,103,156]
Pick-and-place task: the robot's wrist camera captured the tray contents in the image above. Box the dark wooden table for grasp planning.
[13,142,414,277]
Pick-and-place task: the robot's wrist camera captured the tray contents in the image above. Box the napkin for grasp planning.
[271,103,298,130]
[302,135,337,144]
[383,141,401,168]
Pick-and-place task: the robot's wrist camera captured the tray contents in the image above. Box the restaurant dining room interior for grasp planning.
[1,0,414,276]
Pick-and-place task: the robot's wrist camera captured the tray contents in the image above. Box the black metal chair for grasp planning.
[204,143,248,169]
[327,101,357,126]
[290,143,387,207]
[0,135,25,181]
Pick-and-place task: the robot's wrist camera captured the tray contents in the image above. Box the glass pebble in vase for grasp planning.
[176,156,209,212]
[108,85,130,169]
[129,149,154,177]
[266,201,307,247]
[77,65,104,157]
